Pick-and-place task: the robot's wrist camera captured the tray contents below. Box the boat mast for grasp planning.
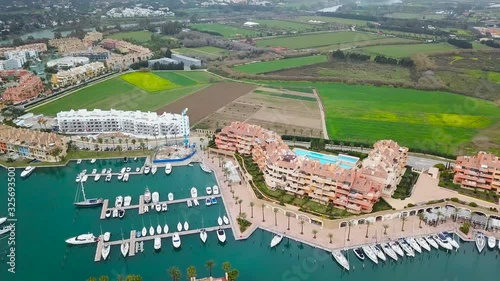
[81,182,87,201]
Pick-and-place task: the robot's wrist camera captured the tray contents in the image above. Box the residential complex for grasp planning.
[0,124,66,162]
[1,70,45,103]
[106,7,174,17]
[49,37,87,53]
[0,43,47,57]
[215,122,408,213]
[47,56,90,68]
[102,39,153,70]
[50,62,106,88]
[454,151,500,193]
[56,109,190,139]
[0,48,40,70]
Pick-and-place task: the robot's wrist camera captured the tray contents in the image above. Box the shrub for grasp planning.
[468,202,478,208]
[407,203,415,207]
[434,163,446,171]
[450,197,459,202]
[459,222,470,235]
[236,217,251,232]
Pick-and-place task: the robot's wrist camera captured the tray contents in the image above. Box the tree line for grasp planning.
[447,38,473,49]
[331,50,415,67]
[480,40,500,49]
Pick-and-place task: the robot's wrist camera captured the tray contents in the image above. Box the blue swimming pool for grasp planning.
[293,148,359,168]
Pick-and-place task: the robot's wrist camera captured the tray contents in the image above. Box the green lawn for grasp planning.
[295,16,369,26]
[234,55,328,74]
[358,43,457,58]
[121,72,179,91]
[190,23,256,38]
[108,31,155,42]
[472,42,492,50]
[254,19,314,31]
[256,31,384,49]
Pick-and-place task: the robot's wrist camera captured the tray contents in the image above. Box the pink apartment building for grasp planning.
[454,151,500,193]
[1,70,44,103]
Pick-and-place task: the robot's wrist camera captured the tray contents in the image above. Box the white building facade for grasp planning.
[56,109,190,138]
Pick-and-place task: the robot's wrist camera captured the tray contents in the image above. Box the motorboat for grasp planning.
[123,173,129,182]
[117,173,124,181]
[144,187,152,203]
[118,209,125,219]
[187,199,192,208]
[91,158,96,164]
[406,237,422,253]
[0,217,6,225]
[134,157,138,161]
[398,239,415,257]
[164,224,169,234]
[154,237,161,251]
[124,196,132,207]
[81,169,87,174]
[20,166,35,178]
[270,234,284,248]
[103,232,111,242]
[165,164,172,175]
[157,225,162,235]
[177,222,182,232]
[476,232,486,253]
[389,241,404,257]
[488,236,497,249]
[200,163,212,173]
[126,167,131,172]
[120,167,126,174]
[152,192,160,203]
[143,206,149,213]
[434,234,453,250]
[362,245,379,264]
[106,168,112,174]
[80,175,88,183]
[65,233,97,245]
[101,169,107,174]
[442,232,460,249]
[115,196,123,208]
[151,165,158,175]
[74,182,103,207]
[92,169,97,174]
[193,199,199,206]
[223,215,229,225]
[75,174,82,183]
[168,193,174,201]
[142,227,147,237]
[101,243,110,260]
[94,174,101,182]
[353,248,365,260]
[184,221,189,231]
[217,228,226,243]
[218,216,223,226]
[155,204,161,212]
[381,243,398,261]
[206,186,212,195]
[213,185,219,195]
[144,166,150,175]
[188,163,193,167]
[425,235,439,249]
[0,226,12,235]
[371,245,386,262]
[77,159,82,164]
[172,233,181,248]
[105,174,112,182]
[200,229,207,243]
[191,187,198,198]
[332,250,350,271]
[149,226,155,236]
[211,197,217,205]
[136,167,140,172]
[120,241,129,257]
[415,236,431,251]
[161,203,168,211]
[205,198,212,206]
[136,231,142,238]
[112,209,118,218]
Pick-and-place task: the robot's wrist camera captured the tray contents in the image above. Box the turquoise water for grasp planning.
[294,148,358,168]
[0,160,499,281]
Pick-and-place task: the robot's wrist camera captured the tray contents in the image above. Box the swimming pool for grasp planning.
[293,148,359,168]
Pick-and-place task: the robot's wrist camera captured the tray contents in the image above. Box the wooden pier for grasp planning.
[94,235,104,262]
[129,230,137,257]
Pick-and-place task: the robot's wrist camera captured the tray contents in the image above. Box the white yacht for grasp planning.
[223,215,230,225]
[115,196,123,208]
[332,250,350,271]
[149,226,155,236]
[144,187,152,203]
[476,232,486,253]
[398,239,415,257]
[191,187,198,198]
[75,174,82,183]
[187,199,192,208]
[434,234,453,250]
[154,237,161,251]
[121,241,129,257]
[165,164,172,175]
[353,248,365,260]
[0,217,7,225]
[155,204,162,212]
[117,173,124,181]
[200,229,208,243]
[168,193,174,201]
[106,168,112,174]
[144,166,150,175]
[270,234,284,248]
[141,227,147,237]
[161,203,168,211]
[206,186,212,195]
[381,243,398,261]
[124,196,132,207]
[105,174,112,182]
[172,233,181,248]
[217,228,226,243]
[217,216,223,226]
[103,232,111,242]
[362,245,378,264]
[177,222,182,232]
[200,163,212,173]
[136,167,140,172]
[90,158,96,164]
[101,168,107,174]
[94,174,101,182]
[81,169,87,174]
[20,166,35,178]
[118,209,125,219]
[205,198,212,206]
[65,233,97,245]
[112,209,118,218]
[151,165,157,175]
[77,159,82,164]
[101,243,110,260]
[488,236,497,249]
[389,241,405,257]
[123,173,129,182]
[91,169,97,174]
[213,185,219,195]
[425,235,439,249]
[415,236,431,251]
[120,167,126,174]
[80,175,88,183]
[156,225,162,235]
[371,245,386,261]
[126,167,131,172]
[152,192,160,203]
[164,224,169,234]
[406,237,422,253]
[442,232,460,249]
[184,221,189,231]
[193,199,199,206]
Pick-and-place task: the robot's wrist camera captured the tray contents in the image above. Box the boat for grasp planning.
[144,166,150,175]
[152,192,160,203]
[191,187,198,198]
[103,232,111,242]
[223,215,229,225]
[125,167,131,172]
[0,217,7,225]
[161,203,168,211]
[476,232,486,253]
[217,228,226,243]
[81,169,87,174]
[362,245,379,264]
[177,222,182,232]
[211,197,217,205]
[124,196,132,207]
[172,233,181,248]
[332,250,350,271]
[77,159,82,164]
[106,168,112,174]
[142,227,147,237]
[188,163,193,167]
[488,236,496,249]
[205,198,212,206]
[398,239,415,257]
[105,174,112,182]
[168,193,174,201]
[206,186,212,195]
[143,206,149,213]
[144,187,152,203]
[406,237,422,253]
[134,157,138,161]
[115,196,123,208]
[434,234,453,250]
[120,167,126,174]
[65,233,97,245]
[154,237,161,250]
[381,243,398,261]
[193,199,199,206]
[136,167,140,172]
[184,221,189,231]
[353,248,365,260]
[157,225,162,235]
[74,182,103,207]
[101,243,110,260]
[112,209,118,218]
[120,241,129,257]
[270,234,284,248]
[200,162,212,173]
[94,174,101,182]
[155,204,161,212]
[389,241,404,257]
[218,216,223,226]
[200,229,207,243]
[118,209,125,219]
[187,199,192,208]
[101,169,107,174]
[164,224,169,234]
[165,164,172,175]
[425,235,439,249]
[80,175,88,183]
[152,165,157,175]
[213,185,219,195]
[91,169,97,174]
[136,231,142,238]
[0,226,12,235]
[90,159,96,164]
[75,174,81,183]
[442,232,460,249]
[415,236,431,251]
[149,226,155,236]
[123,157,128,163]
[371,245,386,261]
[20,166,35,178]
[105,210,111,219]
[117,173,124,181]
[123,173,129,182]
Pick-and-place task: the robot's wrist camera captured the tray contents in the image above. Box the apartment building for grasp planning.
[56,109,190,139]
[454,152,500,193]
[0,124,66,162]
[0,43,47,57]
[1,70,44,103]
[48,37,87,53]
[83,32,103,46]
[215,122,397,213]
[101,39,152,70]
[50,62,106,88]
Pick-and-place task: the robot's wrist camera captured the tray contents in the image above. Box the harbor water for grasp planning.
[0,159,499,281]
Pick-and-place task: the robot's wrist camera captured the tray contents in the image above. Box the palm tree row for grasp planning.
[167,260,239,281]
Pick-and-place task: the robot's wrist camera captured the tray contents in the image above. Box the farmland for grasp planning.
[172,46,227,58]
[233,55,328,74]
[384,12,446,20]
[254,20,314,31]
[108,31,156,42]
[295,16,370,26]
[121,72,179,92]
[358,43,457,58]
[190,23,255,38]
[255,31,385,49]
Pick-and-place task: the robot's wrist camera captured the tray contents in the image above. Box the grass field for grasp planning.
[172,46,228,58]
[358,43,457,58]
[108,31,155,42]
[29,71,221,115]
[255,31,384,49]
[254,19,314,31]
[295,16,369,26]
[190,23,255,38]
[384,13,446,20]
[257,81,500,155]
[234,55,328,74]
[121,72,179,91]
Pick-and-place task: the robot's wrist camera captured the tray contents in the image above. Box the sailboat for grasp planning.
[200,229,207,243]
[74,182,103,207]
[184,221,189,231]
[217,216,223,226]
[151,165,157,175]
[101,243,110,260]
[361,245,378,264]
[332,250,350,271]
[381,243,398,261]
[120,240,129,257]
[149,221,155,236]
[223,215,229,225]
[177,222,182,232]
[156,217,162,234]
[164,217,169,234]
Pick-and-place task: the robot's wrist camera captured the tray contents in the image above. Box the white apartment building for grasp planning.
[1,57,25,70]
[51,61,106,88]
[56,109,190,139]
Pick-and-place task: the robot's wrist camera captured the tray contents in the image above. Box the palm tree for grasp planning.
[238,199,243,215]
[131,139,136,146]
[273,208,278,226]
[328,233,333,244]
[261,203,266,222]
[312,229,318,239]
[227,269,239,281]
[168,267,181,281]
[98,276,109,281]
[300,220,305,234]
[230,190,235,199]
[347,221,352,241]
[286,212,292,230]
[401,216,407,232]
[437,210,444,224]
[104,139,109,149]
[205,260,215,277]
[418,213,425,228]
[249,202,255,218]
[88,277,97,281]
[234,196,239,204]
[382,224,389,235]
[222,261,231,272]
[111,136,115,149]
[125,138,129,149]
[365,221,371,238]
[118,138,123,147]
[186,266,196,280]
